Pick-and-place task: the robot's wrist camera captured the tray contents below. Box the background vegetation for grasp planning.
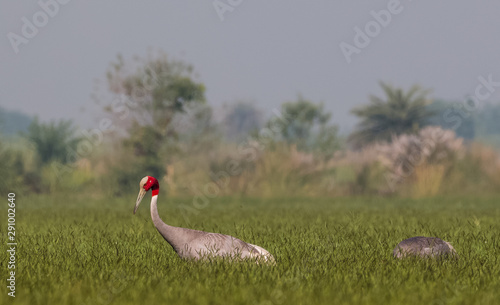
[1,53,499,198]
[1,52,499,304]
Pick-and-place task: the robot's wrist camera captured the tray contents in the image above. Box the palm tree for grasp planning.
[27,118,80,165]
[349,82,433,148]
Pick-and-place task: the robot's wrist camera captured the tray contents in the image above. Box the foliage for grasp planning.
[270,96,330,144]
[314,124,341,160]
[26,118,81,166]
[425,100,500,146]
[0,135,51,193]
[0,139,21,193]
[102,52,209,190]
[424,100,476,139]
[174,103,221,154]
[105,52,206,135]
[377,126,464,175]
[455,144,500,192]
[267,96,340,159]
[350,82,433,148]
[0,106,32,135]
[2,194,500,305]
[375,126,464,195]
[477,102,500,135]
[326,147,387,195]
[223,102,263,141]
[124,124,166,176]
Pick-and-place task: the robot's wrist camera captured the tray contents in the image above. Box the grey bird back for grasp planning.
[393,236,457,258]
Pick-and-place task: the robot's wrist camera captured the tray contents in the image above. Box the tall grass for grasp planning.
[411,164,445,197]
[1,194,499,305]
[2,126,499,198]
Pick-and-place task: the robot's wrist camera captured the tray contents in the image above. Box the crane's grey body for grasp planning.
[136,176,274,262]
[393,236,457,259]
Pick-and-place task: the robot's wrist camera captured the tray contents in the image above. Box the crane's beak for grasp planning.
[134,188,147,214]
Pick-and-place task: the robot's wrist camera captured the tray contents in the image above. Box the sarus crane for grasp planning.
[393,236,458,259]
[134,176,275,263]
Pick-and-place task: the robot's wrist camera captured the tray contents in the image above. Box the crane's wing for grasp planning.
[393,236,456,258]
[186,233,254,257]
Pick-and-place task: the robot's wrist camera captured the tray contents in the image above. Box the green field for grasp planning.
[2,194,500,305]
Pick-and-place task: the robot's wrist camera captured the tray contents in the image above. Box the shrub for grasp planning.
[369,126,463,196]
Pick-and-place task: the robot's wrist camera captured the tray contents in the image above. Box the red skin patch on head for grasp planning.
[144,176,160,196]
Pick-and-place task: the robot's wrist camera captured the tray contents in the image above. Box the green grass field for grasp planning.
[1,193,500,305]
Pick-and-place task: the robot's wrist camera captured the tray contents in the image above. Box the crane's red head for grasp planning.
[134,176,160,214]
[142,176,159,195]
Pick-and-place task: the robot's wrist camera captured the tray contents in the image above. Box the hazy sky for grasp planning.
[2,1,500,133]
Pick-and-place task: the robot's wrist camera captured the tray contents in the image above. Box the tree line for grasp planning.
[1,52,499,194]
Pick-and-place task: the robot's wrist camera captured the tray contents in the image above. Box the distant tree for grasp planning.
[27,118,80,165]
[175,103,220,152]
[102,51,208,187]
[314,124,341,158]
[122,124,165,178]
[477,102,500,136]
[349,82,432,147]
[0,106,32,135]
[471,102,500,148]
[224,102,262,141]
[104,51,206,137]
[267,96,340,158]
[424,100,500,143]
[0,140,18,193]
[271,96,330,144]
[424,100,475,139]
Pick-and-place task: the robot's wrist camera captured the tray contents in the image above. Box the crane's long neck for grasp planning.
[150,193,187,252]
[150,194,164,228]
